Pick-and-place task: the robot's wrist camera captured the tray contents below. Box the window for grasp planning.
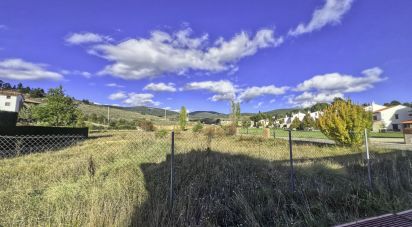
[6,96,11,99]
[373,116,378,121]
[5,102,10,106]
[395,114,399,119]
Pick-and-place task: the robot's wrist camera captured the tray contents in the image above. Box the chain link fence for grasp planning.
[1,128,411,226]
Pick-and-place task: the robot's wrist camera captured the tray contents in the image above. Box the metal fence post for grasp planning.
[364,128,372,189]
[288,129,295,192]
[170,130,175,212]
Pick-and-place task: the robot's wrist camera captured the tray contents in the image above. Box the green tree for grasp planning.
[179,106,188,130]
[384,100,401,106]
[289,117,302,130]
[310,103,329,112]
[241,120,252,133]
[318,99,372,147]
[302,113,316,129]
[32,86,82,127]
[230,101,241,126]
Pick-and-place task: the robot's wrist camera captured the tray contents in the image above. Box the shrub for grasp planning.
[138,119,155,131]
[155,129,169,139]
[318,99,372,147]
[223,124,237,136]
[192,122,203,133]
[203,126,225,138]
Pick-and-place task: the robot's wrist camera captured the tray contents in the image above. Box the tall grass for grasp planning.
[0,131,411,226]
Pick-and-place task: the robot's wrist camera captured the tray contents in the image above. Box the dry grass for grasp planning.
[0,130,411,226]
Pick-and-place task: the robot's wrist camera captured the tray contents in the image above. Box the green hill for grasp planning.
[189,111,228,119]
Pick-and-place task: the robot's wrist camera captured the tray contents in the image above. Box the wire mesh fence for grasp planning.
[0,128,411,226]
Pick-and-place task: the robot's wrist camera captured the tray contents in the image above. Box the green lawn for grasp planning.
[240,128,404,139]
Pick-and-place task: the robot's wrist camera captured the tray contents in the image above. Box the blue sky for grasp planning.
[0,0,411,113]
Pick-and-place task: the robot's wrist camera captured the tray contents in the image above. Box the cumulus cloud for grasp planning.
[290,67,386,107]
[86,28,282,80]
[106,83,124,88]
[0,58,63,80]
[144,82,176,92]
[288,91,344,108]
[295,67,386,93]
[109,91,160,106]
[108,91,127,100]
[183,80,288,103]
[184,80,237,101]
[289,0,354,36]
[123,93,160,106]
[237,85,289,102]
[65,32,112,45]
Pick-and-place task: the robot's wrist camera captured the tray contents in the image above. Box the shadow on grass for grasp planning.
[132,149,412,226]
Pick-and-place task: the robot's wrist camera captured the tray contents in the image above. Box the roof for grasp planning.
[374,105,405,113]
[0,90,22,97]
[402,120,412,124]
[24,99,42,104]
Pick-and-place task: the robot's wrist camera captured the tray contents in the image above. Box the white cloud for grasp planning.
[61,70,92,78]
[123,93,160,106]
[0,58,63,80]
[144,82,176,92]
[184,80,237,101]
[108,91,127,100]
[183,80,288,103]
[109,91,160,106]
[106,83,124,88]
[254,102,264,109]
[290,67,386,107]
[269,98,276,103]
[65,32,112,45]
[237,85,289,102]
[288,91,344,108]
[0,25,7,30]
[295,67,386,93]
[87,28,282,80]
[289,0,354,36]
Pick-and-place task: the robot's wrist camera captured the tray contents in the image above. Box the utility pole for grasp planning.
[107,106,110,124]
[164,109,167,120]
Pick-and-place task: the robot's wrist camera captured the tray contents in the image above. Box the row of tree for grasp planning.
[0,80,46,98]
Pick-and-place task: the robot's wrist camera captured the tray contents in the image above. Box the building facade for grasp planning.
[372,105,412,132]
[0,90,24,112]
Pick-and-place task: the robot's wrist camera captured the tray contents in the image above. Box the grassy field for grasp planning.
[78,103,176,125]
[240,127,404,139]
[0,131,411,226]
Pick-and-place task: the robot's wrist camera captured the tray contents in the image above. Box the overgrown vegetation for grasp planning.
[0,131,411,226]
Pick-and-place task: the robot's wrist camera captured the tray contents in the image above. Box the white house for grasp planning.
[0,90,24,112]
[372,105,412,132]
[364,102,386,112]
[279,111,322,128]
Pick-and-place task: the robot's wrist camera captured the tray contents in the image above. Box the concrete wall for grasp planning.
[405,129,412,144]
[0,95,23,112]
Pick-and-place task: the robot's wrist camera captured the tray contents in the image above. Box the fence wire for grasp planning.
[0,128,411,226]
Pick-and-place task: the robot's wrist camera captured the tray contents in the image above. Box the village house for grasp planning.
[0,90,24,112]
[372,105,412,132]
[279,111,322,128]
